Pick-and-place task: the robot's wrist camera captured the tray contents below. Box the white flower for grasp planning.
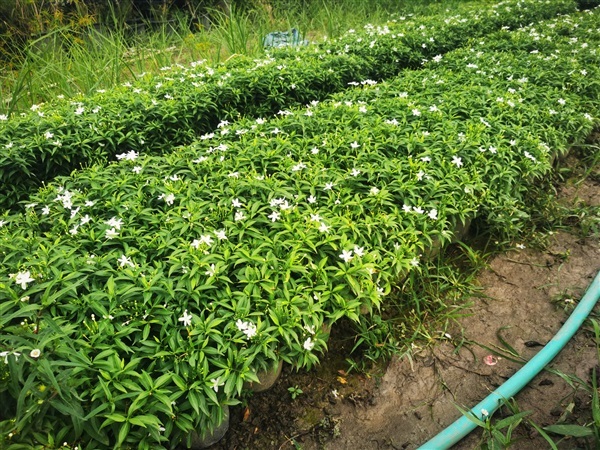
[304,325,316,335]
[236,320,257,339]
[516,243,526,249]
[416,170,425,181]
[268,211,281,222]
[354,246,365,257]
[105,217,123,230]
[14,271,35,290]
[0,114,7,120]
[310,214,322,222]
[428,209,438,220]
[350,141,360,149]
[303,337,315,351]
[410,257,420,267]
[231,198,242,208]
[75,106,85,115]
[402,204,412,213]
[178,310,193,327]
[481,409,489,417]
[318,223,330,233]
[118,255,134,268]
[292,162,307,172]
[412,109,421,116]
[105,228,119,239]
[30,349,41,359]
[116,150,138,161]
[210,377,222,392]
[451,156,463,167]
[557,98,566,105]
[311,147,319,155]
[370,187,380,195]
[350,168,361,177]
[432,54,442,62]
[307,195,317,204]
[205,264,216,277]
[69,225,79,235]
[214,229,227,240]
[324,182,335,191]
[413,206,424,214]
[339,250,353,263]
[234,211,246,222]
[421,156,431,162]
[41,206,50,215]
[161,193,175,205]
[44,131,54,139]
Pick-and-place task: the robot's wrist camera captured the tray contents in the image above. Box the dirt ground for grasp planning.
[207,153,600,450]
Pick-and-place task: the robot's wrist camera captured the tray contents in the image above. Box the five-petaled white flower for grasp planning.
[354,246,365,257]
[350,141,360,149]
[339,250,353,263]
[178,310,193,327]
[231,198,242,208]
[14,271,35,290]
[303,337,315,351]
[350,168,361,177]
[205,264,216,277]
[428,209,438,220]
[214,230,227,240]
[268,211,281,222]
[451,156,463,168]
[310,214,322,222]
[210,377,222,392]
[105,228,119,239]
[234,211,246,222]
[307,195,317,204]
[118,255,134,268]
[105,217,123,230]
[236,320,257,339]
[29,349,41,359]
[319,223,330,233]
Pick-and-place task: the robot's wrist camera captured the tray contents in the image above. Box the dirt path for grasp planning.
[209,161,600,450]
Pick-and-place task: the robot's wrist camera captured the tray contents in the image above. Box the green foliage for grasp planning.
[288,385,303,399]
[0,2,600,449]
[0,0,578,211]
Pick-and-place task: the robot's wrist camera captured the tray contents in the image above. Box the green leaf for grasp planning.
[543,424,594,437]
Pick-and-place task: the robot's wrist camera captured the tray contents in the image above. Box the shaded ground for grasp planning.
[208,152,600,450]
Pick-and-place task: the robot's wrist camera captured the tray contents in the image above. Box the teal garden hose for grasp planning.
[419,270,600,449]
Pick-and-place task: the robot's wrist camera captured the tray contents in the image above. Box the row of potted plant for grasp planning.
[0,0,579,210]
[1,6,599,448]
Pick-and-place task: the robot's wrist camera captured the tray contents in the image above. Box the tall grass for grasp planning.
[0,0,473,115]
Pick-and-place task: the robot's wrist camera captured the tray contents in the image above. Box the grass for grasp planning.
[0,0,476,115]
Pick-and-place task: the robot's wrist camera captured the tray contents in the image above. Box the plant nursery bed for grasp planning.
[207,153,600,449]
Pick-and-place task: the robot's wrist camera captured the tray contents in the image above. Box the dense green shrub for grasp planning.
[0,0,578,211]
[0,7,599,448]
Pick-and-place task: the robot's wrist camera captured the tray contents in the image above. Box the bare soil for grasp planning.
[208,153,600,450]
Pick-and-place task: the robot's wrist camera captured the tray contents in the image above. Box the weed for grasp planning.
[288,385,304,400]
